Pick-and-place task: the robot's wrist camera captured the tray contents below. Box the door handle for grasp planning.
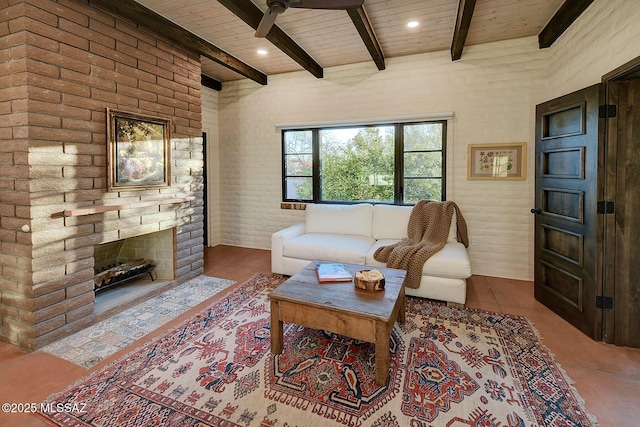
[531,208,542,214]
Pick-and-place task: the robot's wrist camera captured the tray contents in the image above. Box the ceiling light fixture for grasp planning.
[257,49,268,55]
[407,21,419,28]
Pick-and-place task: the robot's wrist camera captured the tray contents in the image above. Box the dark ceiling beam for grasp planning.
[89,0,267,85]
[450,0,477,61]
[347,6,385,71]
[201,74,222,91]
[216,0,323,79]
[538,0,594,48]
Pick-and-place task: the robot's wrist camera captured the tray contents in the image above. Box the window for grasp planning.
[282,120,446,205]
[283,130,313,201]
[402,123,445,204]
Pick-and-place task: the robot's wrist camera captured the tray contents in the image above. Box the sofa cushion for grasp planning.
[366,240,471,279]
[284,233,376,265]
[306,203,373,237]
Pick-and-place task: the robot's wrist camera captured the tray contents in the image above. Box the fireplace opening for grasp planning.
[94,258,156,292]
[93,228,176,320]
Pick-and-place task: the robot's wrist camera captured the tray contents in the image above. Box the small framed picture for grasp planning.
[107,109,171,191]
[467,143,526,180]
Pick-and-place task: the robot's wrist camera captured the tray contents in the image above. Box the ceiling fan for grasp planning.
[255,0,364,37]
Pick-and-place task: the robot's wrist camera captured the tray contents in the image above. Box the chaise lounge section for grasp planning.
[271,203,472,304]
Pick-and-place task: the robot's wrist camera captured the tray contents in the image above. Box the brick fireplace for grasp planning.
[0,1,205,350]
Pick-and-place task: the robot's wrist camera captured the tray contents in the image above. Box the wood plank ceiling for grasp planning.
[90,0,595,89]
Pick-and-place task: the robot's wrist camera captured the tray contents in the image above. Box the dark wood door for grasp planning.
[533,84,603,340]
[603,78,640,347]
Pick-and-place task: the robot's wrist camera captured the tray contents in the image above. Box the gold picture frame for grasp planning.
[107,108,171,191]
[467,143,526,180]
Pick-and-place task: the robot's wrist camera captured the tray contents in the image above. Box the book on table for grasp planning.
[315,262,352,283]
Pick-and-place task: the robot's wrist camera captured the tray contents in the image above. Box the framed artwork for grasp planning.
[467,143,526,180]
[107,109,171,191]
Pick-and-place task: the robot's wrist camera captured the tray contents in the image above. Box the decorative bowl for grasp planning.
[354,269,385,291]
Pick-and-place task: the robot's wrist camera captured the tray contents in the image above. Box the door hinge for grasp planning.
[597,201,615,214]
[599,104,617,118]
[596,296,613,309]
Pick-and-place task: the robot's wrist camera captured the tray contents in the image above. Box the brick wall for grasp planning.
[210,0,640,282]
[0,0,204,350]
[215,37,548,282]
[547,0,640,99]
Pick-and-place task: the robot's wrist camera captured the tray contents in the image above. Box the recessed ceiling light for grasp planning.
[407,21,419,28]
[257,49,268,55]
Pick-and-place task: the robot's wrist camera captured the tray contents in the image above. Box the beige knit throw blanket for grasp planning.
[374,200,469,289]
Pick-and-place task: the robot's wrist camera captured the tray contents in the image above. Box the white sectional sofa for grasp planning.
[271,203,472,304]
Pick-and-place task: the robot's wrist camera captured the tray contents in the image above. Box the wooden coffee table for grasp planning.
[268,260,406,386]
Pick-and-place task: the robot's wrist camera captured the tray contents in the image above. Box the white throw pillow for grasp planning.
[305,203,373,237]
[371,205,412,240]
[372,204,459,242]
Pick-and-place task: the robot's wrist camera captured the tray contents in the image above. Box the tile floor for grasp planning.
[1,245,639,426]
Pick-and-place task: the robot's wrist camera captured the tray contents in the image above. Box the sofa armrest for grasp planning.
[271,222,305,274]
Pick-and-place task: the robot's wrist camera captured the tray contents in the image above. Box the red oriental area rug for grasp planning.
[39,273,597,427]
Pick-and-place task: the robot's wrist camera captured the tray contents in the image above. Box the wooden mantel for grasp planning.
[62,196,196,217]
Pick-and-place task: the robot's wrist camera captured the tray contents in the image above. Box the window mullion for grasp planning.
[281,132,287,203]
[441,121,447,201]
[396,123,404,205]
[312,129,320,203]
